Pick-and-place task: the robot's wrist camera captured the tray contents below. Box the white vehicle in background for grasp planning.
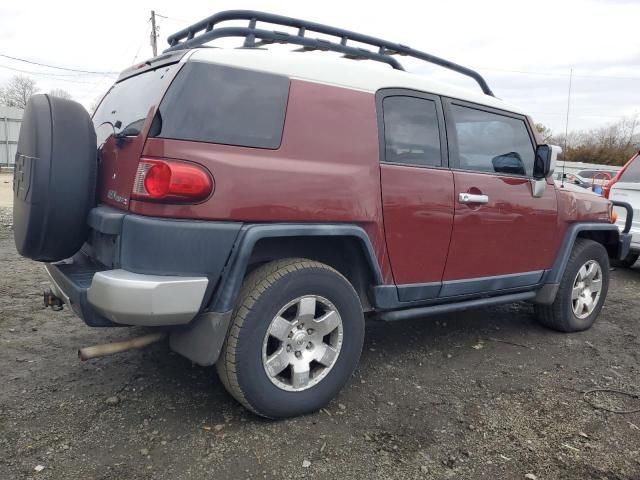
[606,151,640,267]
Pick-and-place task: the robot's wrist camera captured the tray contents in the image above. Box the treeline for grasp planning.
[0,75,72,109]
[536,116,639,166]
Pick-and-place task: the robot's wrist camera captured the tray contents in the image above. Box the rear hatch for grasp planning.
[92,58,183,210]
[610,153,640,247]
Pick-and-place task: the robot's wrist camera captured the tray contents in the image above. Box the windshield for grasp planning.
[93,64,179,146]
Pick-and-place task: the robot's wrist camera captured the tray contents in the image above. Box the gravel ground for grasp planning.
[0,173,13,208]
[1,207,639,479]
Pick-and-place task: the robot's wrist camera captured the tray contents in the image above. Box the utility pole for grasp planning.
[150,10,158,57]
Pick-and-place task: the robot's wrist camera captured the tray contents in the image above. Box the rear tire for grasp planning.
[216,258,364,419]
[611,252,639,269]
[535,239,609,332]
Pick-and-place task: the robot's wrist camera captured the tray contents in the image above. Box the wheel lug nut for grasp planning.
[295,351,302,358]
[307,328,314,334]
[286,345,292,352]
[306,342,313,350]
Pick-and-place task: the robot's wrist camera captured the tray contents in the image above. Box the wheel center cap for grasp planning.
[292,331,307,348]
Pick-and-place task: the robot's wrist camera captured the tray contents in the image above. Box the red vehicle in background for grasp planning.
[12,11,633,418]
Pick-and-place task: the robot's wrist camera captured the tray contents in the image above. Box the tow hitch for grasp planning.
[43,289,63,311]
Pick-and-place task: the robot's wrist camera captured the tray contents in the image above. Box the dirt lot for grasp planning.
[0,173,13,208]
[1,205,639,480]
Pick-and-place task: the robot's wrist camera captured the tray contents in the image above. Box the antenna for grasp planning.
[561,67,573,188]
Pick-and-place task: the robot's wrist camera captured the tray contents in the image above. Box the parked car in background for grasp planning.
[557,169,616,195]
[605,151,640,267]
[576,169,615,185]
[559,172,592,189]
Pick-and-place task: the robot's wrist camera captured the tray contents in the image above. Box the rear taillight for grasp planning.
[132,158,213,202]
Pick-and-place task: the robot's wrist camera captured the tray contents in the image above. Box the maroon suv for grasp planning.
[12,11,633,418]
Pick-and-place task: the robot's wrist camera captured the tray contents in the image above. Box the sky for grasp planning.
[1,0,638,135]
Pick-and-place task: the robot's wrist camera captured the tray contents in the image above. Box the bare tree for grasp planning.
[89,95,104,115]
[534,123,553,143]
[49,88,73,100]
[550,115,639,165]
[0,75,39,109]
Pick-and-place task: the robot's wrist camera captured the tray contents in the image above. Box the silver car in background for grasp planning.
[608,152,640,267]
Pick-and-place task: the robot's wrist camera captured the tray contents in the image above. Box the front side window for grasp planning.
[450,104,535,176]
[382,96,441,167]
[156,61,290,149]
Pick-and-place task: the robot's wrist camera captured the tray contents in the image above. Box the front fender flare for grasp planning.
[535,223,622,304]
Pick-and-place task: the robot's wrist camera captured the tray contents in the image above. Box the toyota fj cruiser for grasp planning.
[13,11,633,418]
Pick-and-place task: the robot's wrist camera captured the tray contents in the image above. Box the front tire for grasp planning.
[216,258,364,418]
[535,239,609,332]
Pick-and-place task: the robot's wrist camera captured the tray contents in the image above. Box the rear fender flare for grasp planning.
[207,224,384,312]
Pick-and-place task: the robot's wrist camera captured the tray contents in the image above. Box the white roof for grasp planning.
[187,48,525,115]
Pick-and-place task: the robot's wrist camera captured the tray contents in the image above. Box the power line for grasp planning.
[480,66,640,80]
[0,53,119,75]
[0,64,113,85]
[154,12,191,23]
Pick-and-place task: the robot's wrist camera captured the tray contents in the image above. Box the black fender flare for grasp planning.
[207,223,384,313]
[535,222,624,304]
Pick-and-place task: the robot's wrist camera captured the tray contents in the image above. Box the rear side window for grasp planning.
[156,62,290,149]
[619,155,640,183]
[382,96,441,167]
[450,105,534,176]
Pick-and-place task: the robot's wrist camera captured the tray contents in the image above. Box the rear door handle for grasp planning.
[458,193,489,204]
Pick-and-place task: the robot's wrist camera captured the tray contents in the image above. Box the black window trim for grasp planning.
[375,88,449,170]
[442,97,537,179]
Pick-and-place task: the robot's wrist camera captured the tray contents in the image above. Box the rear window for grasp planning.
[93,65,178,146]
[154,62,290,149]
[619,155,640,183]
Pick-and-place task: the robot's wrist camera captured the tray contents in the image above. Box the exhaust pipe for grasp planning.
[78,332,167,361]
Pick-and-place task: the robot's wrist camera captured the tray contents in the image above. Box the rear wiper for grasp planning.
[114,119,144,147]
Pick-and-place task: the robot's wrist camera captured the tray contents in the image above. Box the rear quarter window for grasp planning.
[155,62,290,149]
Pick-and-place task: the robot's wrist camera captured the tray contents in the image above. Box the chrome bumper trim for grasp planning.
[86,270,208,326]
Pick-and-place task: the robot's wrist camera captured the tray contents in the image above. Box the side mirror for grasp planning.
[533,144,561,179]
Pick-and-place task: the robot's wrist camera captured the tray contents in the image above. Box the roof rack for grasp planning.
[165,10,495,97]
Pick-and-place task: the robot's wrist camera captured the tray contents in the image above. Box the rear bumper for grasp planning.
[88,270,208,326]
[44,206,243,327]
[45,262,209,326]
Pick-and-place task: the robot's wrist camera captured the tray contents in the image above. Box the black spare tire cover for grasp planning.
[13,94,97,262]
